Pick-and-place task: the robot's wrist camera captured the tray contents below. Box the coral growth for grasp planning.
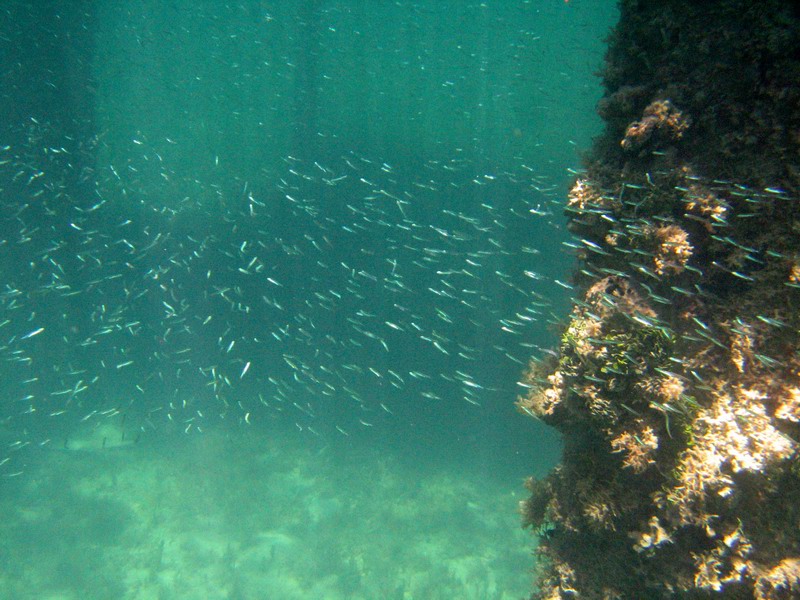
[754,558,800,600]
[621,99,689,152]
[648,224,692,276]
[610,420,659,474]
[518,1,800,598]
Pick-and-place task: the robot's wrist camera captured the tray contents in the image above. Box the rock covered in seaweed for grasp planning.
[518,1,800,598]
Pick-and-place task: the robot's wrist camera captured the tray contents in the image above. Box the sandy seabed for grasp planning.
[0,425,535,600]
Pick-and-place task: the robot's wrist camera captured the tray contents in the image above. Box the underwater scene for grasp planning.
[0,1,620,599]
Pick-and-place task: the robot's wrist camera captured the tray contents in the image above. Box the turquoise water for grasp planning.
[0,1,617,598]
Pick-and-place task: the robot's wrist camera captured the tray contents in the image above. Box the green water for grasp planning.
[0,1,617,598]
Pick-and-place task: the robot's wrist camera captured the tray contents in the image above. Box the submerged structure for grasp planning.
[518,1,800,597]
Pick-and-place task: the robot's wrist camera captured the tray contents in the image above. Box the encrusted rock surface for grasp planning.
[519,1,800,597]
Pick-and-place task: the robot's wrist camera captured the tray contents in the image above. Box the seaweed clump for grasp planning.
[518,1,800,598]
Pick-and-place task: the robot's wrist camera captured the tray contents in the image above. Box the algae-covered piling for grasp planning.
[518,1,800,597]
